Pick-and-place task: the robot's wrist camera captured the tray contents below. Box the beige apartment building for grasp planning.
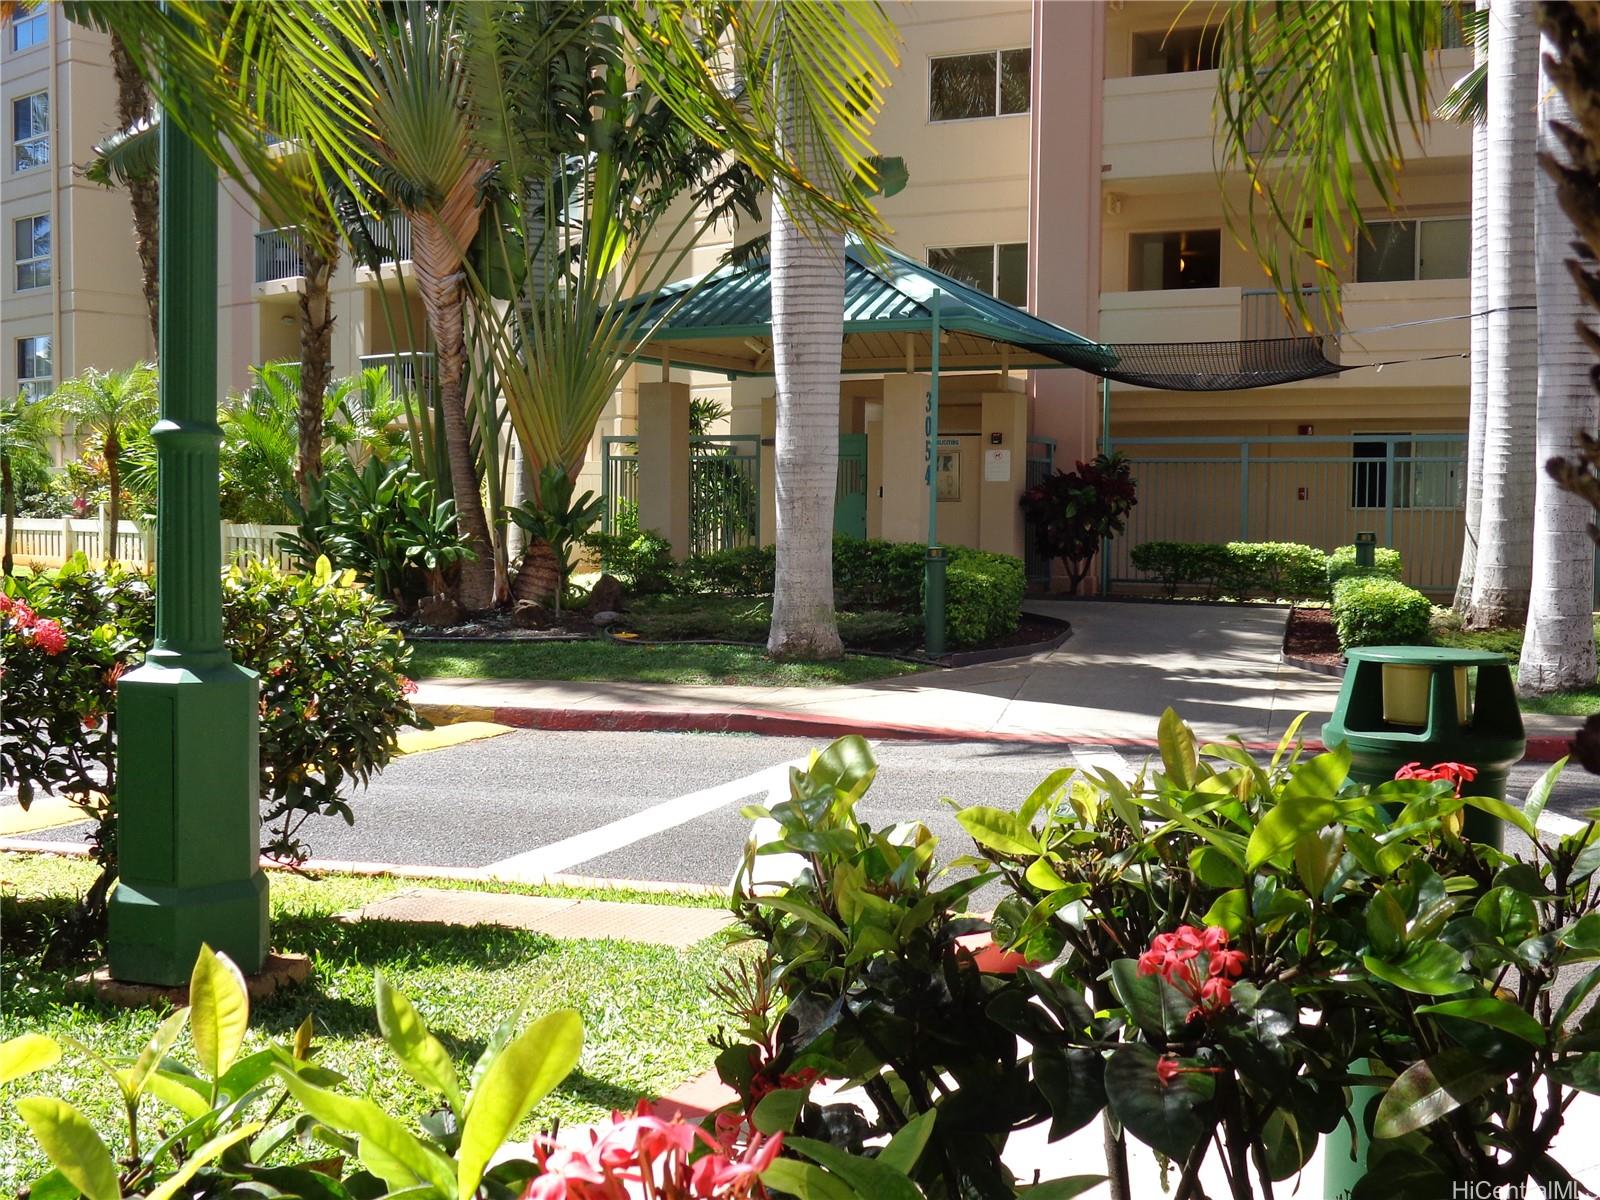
[4,2,1474,591]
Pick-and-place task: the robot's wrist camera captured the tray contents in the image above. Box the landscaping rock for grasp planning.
[511,601,553,629]
[591,610,623,626]
[587,573,626,614]
[416,594,462,627]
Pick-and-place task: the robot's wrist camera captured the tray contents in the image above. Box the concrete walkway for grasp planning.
[417,601,1348,749]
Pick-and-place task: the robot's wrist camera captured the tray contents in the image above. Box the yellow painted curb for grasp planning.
[0,794,88,835]
[397,720,514,755]
[415,702,498,726]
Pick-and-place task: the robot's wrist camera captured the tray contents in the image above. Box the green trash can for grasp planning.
[1318,645,1525,1200]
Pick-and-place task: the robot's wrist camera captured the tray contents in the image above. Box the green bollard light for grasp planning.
[1318,645,1525,1199]
[105,112,268,985]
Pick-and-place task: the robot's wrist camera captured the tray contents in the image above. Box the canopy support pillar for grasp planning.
[924,290,945,656]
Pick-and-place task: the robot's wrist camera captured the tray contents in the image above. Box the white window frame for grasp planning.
[12,91,49,173]
[14,213,49,291]
[1127,24,1221,77]
[1126,228,1224,292]
[10,8,47,53]
[16,335,52,400]
[927,242,1028,306]
[928,47,1030,123]
[1351,432,1466,512]
[1355,215,1469,283]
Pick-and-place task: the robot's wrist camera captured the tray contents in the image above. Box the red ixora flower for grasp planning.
[1138,924,1247,1021]
[523,1100,782,1200]
[1155,1055,1224,1089]
[400,676,419,696]
[1394,761,1479,796]
[8,600,37,630]
[30,618,67,655]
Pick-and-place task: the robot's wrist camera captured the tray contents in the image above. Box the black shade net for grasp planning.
[1055,336,1345,391]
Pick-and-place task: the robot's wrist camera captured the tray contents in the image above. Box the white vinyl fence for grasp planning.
[9,513,297,571]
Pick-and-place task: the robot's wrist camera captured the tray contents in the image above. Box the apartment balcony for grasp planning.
[254,227,305,295]
[1100,52,1473,186]
[354,213,414,283]
[1099,278,1466,392]
[360,351,436,399]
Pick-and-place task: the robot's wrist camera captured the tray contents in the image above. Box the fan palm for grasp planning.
[49,364,159,557]
[0,391,59,575]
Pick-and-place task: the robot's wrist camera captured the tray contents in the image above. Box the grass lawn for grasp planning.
[0,853,735,1193]
[408,637,924,686]
[1433,616,1600,716]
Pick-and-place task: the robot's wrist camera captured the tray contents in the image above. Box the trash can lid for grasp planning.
[1343,645,1509,668]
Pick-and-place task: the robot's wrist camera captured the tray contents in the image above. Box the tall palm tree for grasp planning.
[1467,0,1539,628]
[106,31,159,343]
[0,391,58,576]
[295,206,339,510]
[49,364,159,556]
[1519,28,1598,691]
[623,2,898,660]
[364,3,499,611]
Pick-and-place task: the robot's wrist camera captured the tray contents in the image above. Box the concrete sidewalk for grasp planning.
[415,600,1581,758]
[417,601,1346,749]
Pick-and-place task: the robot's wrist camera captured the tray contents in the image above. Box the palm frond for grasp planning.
[1437,4,1488,125]
[85,117,159,188]
[1214,0,1450,324]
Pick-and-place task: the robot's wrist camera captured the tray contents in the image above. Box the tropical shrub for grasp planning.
[509,464,605,609]
[0,555,423,885]
[1331,575,1432,648]
[943,548,1025,648]
[958,710,1600,1198]
[1131,539,1348,600]
[283,458,472,612]
[1327,542,1405,586]
[581,529,676,595]
[674,544,776,598]
[8,943,923,1200]
[831,536,925,608]
[1018,451,1137,595]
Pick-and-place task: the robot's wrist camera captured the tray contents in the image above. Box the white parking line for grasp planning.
[1068,744,1134,782]
[1537,810,1589,840]
[487,758,803,883]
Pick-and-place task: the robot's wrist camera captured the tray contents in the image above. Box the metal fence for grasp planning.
[600,434,761,555]
[10,516,297,571]
[253,227,305,283]
[1107,433,1468,594]
[1023,436,1055,584]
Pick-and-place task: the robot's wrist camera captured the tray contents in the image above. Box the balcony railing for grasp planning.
[254,227,305,283]
[358,213,413,268]
[360,352,436,398]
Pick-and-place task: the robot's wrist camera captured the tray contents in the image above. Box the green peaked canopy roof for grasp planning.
[613,241,1118,378]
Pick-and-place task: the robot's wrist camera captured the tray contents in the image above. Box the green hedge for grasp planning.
[1129,540,1406,601]
[1331,575,1432,648]
[942,548,1025,648]
[1326,543,1404,587]
[582,530,676,595]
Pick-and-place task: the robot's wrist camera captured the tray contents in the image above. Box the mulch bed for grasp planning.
[1283,606,1344,672]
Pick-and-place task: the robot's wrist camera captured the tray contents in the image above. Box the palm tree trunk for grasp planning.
[109,32,159,344]
[1519,19,1598,692]
[414,208,497,612]
[296,225,336,509]
[767,193,845,658]
[2,456,15,577]
[1456,0,1491,613]
[1467,0,1539,629]
[104,432,121,565]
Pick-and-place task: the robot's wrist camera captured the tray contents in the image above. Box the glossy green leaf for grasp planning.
[1416,996,1545,1047]
[786,1136,922,1200]
[1363,942,1470,996]
[1564,913,1600,952]
[1202,888,1249,936]
[1373,1049,1502,1138]
[1017,1176,1107,1199]
[1249,794,1367,870]
[119,1008,191,1104]
[1523,757,1567,828]
[1025,856,1071,892]
[1365,887,1407,958]
[1294,826,1343,896]
[1105,1045,1215,1160]
[1158,708,1198,788]
[458,1010,583,1199]
[761,1159,854,1200]
[1020,768,1074,827]
[16,1096,122,1200]
[1461,795,1536,841]
[956,806,1042,858]
[1109,959,1189,1039]
[0,1034,61,1084]
[751,1086,807,1134]
[1475,887,1538,946]
[278,1069,456,1195]
[190,944,250,1081]
[144,1069,213,1121]
[1189,844,1245,889]
[876,1110,936,1175]
[374,973,462,1113]
[1033,1045,1106,1141]
[809,735,877,800]
[146,1123,261,1200]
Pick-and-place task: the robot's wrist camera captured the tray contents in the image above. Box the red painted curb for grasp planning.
[481,703,1578,762]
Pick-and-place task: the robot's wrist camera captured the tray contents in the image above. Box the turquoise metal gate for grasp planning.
[1107,433,1468,594]
[601,433,760,555]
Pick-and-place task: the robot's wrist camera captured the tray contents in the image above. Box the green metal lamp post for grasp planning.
[924,288,946,656]
[106,114,269,986]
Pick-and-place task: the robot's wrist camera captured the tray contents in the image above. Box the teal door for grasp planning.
[834,434,868,538]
